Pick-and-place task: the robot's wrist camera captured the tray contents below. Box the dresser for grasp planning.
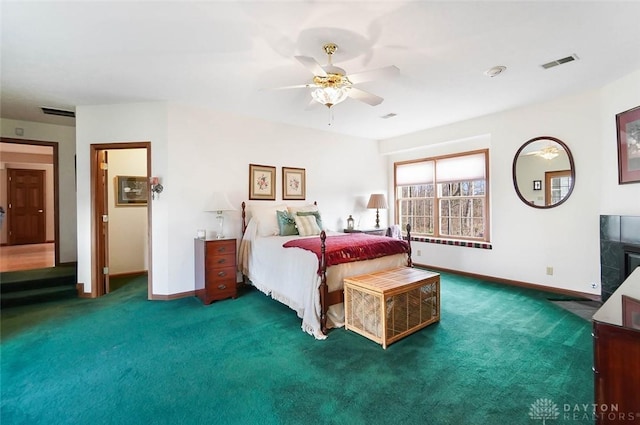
[592,267,640,423]
[194,238,237,304]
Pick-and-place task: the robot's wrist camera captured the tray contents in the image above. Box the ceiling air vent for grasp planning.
[381,113,397,119]
[541,54,579,70]
[41,107,75,118]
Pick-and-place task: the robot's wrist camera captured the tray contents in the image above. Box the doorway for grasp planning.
[90,142,152,299]
[0,138,58,272]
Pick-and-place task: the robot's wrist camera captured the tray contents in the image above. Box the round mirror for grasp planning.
[512,136,575,209]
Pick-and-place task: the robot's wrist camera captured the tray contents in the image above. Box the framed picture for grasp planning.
[622,295,640,330]
[249,164,276,200]
[533,180,542,191]
[616,105,640,184]
[115,176,148,206]
[282,167,306,200]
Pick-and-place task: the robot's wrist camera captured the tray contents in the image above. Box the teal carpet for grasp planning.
[1,272,594,425]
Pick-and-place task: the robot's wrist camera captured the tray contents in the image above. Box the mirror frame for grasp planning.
[512,136,575,209]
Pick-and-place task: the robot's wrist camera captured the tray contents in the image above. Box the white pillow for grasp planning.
[251,204,287,237]
[288,204,319,214]
[294,214,321,236]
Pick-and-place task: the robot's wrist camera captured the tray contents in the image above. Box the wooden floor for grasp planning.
[0,243,55,272]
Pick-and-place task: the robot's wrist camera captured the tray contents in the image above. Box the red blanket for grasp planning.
[283,234,409,272]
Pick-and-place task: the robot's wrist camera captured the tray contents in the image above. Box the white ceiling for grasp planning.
[2,1,640,140]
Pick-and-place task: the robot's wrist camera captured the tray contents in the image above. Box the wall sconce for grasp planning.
[150,177,164,200]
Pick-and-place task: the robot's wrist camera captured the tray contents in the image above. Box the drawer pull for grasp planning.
[217,247,227,253]
[217,258,226,264]
[217,271,227,277]
[217,284,227,290]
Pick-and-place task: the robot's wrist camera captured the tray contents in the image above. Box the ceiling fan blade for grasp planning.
[347,87,384,106]
[294,56,327,77]
[347,65,399,85]
[267,83,318,91]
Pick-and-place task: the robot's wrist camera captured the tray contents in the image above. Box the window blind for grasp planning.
[396,161,434,185]
[436,152,485,182]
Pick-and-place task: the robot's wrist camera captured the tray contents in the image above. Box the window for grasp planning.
[395,150,489,242]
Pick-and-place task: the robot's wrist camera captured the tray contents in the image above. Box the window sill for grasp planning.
[410,236,492,250]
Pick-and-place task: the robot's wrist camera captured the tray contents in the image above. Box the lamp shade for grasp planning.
[207,192,236,213]
[367,194,388,210]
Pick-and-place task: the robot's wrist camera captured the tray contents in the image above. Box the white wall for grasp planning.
[107,149,148,275]
[0,118,77,263]
[76,102,386,296]
[75,102,168,295]
[380,69,640,295]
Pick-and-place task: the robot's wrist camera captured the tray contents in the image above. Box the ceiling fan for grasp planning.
[277,42,399,109]
[523,145,561,160]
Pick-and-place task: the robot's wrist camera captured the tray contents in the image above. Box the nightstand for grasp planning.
[343,228,387,236]
[194,238,237,304]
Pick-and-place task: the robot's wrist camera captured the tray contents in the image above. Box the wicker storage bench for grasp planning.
[344,267,440,349]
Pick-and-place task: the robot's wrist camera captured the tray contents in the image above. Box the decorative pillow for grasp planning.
[276,210,298,236]
[252,204,287,237]
[296,211,323,230]
[293,214,322,236]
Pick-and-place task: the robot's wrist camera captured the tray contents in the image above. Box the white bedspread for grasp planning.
[238,219,407,339]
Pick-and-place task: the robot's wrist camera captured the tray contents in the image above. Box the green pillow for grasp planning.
[276,210,298,236]
[297,211,323,230]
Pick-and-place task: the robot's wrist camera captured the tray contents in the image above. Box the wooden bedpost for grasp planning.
[406,223,413,267]
[319,230,328,335]
[241,201,246,236]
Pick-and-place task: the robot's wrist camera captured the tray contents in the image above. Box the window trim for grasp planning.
[394,149,490,243]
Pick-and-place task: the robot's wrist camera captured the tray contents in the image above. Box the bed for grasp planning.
[238,202,412,339]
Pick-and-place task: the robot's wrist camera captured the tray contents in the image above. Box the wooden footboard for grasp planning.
[318,224,412,334]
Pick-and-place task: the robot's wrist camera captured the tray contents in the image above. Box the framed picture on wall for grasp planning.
[533,180,542,191]
[249,164,276,200]
[616,105,640,184]
[282,167,306,200]
[115,176,148,206]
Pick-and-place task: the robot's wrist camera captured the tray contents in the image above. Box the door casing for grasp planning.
[90,142,152,299]
[0,137,59,265]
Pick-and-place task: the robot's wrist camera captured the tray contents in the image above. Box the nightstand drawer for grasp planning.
[209,240,235,255]
[207,266,236,282]
[206,252,235,269]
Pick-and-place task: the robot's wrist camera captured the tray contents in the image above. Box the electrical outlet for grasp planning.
[416,250,422,257]
[546,266,553,276]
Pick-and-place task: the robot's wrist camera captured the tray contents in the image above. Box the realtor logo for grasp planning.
[529,398,560,424]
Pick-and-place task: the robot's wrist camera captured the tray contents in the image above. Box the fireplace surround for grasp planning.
[600,215,640,301]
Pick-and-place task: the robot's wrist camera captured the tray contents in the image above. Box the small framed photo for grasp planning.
[622,295,640,330]
[533,180,542,191]
[616,105,640,184]
[282,167,306,200]
[249,164,276,200]
[115,176,148,206]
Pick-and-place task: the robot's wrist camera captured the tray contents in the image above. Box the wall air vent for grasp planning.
[541,54,579,69]
[41,107,75,118]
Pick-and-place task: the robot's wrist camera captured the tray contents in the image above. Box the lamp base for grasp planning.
[216,213,225,239]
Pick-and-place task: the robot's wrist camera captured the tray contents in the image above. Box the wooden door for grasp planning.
[7,168,46,245]
[96,150,110,295]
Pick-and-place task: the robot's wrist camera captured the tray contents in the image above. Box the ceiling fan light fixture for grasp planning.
[538,146,559,160]
[311,86,349,108]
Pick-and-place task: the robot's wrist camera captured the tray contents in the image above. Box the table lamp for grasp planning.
[367,194,388,229]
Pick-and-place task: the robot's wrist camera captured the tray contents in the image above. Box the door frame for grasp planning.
[0,137,59,265]
[90,142,152,299]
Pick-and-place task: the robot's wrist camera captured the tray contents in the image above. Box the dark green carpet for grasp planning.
[1,272,594,425]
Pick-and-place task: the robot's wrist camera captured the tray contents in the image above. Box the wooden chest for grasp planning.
[194,238,237,304]
[344,267,440,349]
